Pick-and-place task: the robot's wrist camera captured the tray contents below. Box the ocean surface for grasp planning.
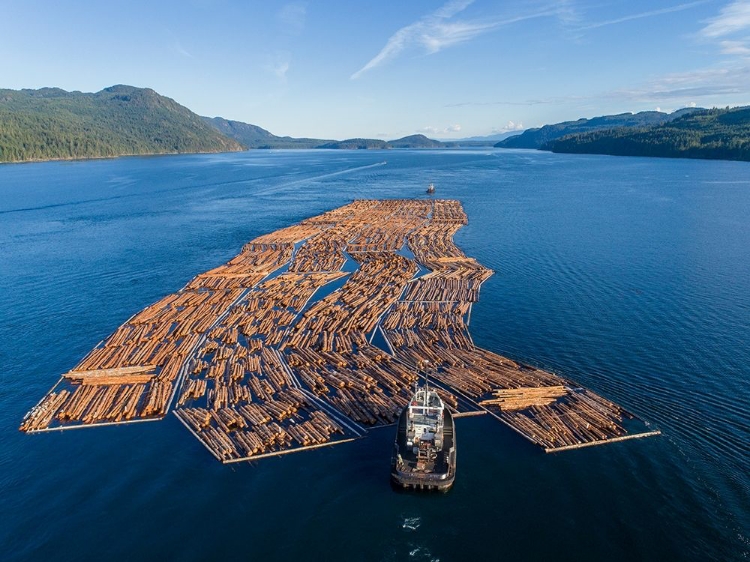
[0,149,747,561]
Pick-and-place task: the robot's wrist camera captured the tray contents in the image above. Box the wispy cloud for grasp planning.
[419,124,462,135]
[698,0,750,59]
[278,2,307,34]
[719,39,750,55]
[165,29,194,59]
[700,0,750,38]
[606,1,748,104]
[578,1,709,31]
[445,96,584,108]
[273,60,290,79]
[171,41,194,59]
[446,60,750,111]
[263,53,291,81]
[351,0,557,79]
[351,0,473,79]
[620,64,750,100]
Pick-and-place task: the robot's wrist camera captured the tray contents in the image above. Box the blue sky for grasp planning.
[2,0,749,139]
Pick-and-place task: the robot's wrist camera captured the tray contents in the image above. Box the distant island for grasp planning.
[199,121,456,150]
[313,135,448,150]
[316,138,390,150]
[201,118,456,150]
[0,85,244,162]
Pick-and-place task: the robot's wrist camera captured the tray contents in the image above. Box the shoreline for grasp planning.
[0,147,247,166]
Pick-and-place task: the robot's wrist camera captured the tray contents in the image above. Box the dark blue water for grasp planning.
[1,150,748,561]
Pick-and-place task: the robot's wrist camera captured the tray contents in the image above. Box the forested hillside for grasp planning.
[0,86,244,162]
[496,109,698,149]
[547,107,750,161]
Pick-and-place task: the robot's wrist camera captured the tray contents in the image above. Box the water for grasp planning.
[0,149,748,561]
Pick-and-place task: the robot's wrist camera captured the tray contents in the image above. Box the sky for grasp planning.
[1,0,750,139]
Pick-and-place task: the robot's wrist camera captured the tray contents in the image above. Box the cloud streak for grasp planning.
[578,1,709,31]
[719,39,750,55]
[621,64,750,100]
[445,96,585,108]
[351,1,557,79]
[701,0,750,38]
[351,0,473,79]
[446,61,750,111]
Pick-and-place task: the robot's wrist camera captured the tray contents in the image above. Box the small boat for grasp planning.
[426,183,435,194]
[391,369,456,491]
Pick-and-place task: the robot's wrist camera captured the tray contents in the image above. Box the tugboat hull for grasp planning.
[391,407,456,491]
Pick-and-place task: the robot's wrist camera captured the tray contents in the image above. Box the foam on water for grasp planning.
[402,517,421,531]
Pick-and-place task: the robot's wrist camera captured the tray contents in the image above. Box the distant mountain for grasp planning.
[388,134,444,148]
[316,134,449,149]
[456,131,524,142]
[202,116,331,149]
[495,109,700,149]
[547,106,750,162]
[203,118,448,150]
[317,138,391,149]
[0,85,244,163]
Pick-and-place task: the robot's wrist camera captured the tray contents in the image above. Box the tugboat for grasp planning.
[426,183,435,194]
[391,363,456,491]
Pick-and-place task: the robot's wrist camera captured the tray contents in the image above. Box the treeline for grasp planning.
[0,86,244,163]
[546,107,750,162]
[495,109,697,149]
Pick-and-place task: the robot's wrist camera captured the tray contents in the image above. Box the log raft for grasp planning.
[22,199,658,459]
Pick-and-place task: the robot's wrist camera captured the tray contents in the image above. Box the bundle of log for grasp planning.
[20,390,71,432]
[187,244,292,290]
[251,224,324,246]
[285,345,417,425]
[55,383,147,423]
[175,398,350,461]
[494,389,628,449]
[479,386,568,410]
[381,301,470,332]
[63,366,156,386]
[287,253,416,350]
[289,234,348,272]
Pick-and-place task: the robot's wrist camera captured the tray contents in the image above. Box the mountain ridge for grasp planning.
[0,85,244,162]
[201,116,332,149]
[495,109,700,149]
[546,106,750,161]
[4,84,747,163]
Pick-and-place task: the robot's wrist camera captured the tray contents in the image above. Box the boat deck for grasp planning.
[392,406,455,490]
